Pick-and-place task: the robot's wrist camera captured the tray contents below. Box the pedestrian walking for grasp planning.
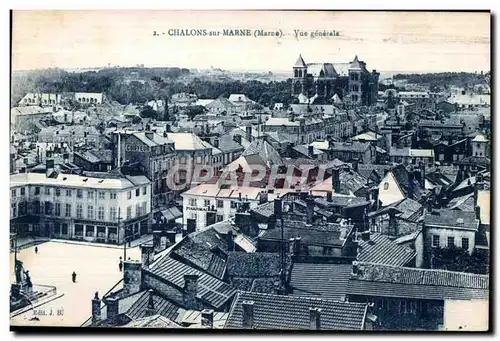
[71,271,77,283]
[118,261,123,272]
[34,246,38,254]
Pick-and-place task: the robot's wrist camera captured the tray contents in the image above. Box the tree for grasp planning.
[432,246,489,274]
[139,105,158,119]
[185,105,207,120]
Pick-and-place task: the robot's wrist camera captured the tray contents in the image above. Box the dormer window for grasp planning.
[383,182,389,190]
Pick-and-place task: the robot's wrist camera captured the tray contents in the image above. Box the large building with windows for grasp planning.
[291,54,379,106]
[10,171,151,245]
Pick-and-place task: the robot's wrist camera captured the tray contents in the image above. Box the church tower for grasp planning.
[348,55,363,106]
[292,54,308,96]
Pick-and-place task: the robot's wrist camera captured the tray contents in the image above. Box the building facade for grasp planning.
[10,172,151,244]
[291,54,379,106]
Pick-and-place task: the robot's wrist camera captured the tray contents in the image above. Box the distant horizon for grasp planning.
[13,64,490,76]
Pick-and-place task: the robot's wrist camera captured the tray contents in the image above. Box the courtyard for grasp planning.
[10,241,140,327]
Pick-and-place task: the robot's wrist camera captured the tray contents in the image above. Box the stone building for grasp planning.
[291,54,379,106]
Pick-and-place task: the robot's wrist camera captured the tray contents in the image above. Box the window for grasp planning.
[136,188,140,197]
[55,188,61,197]
[127,191,132,200]
[447,236,455,248]
[432,235,440,248]
[45,187,51,195]
[142,187,147,195]
[127,206,132,219]
[462,237,469,250]
[11,189,16,198]
[65,203,72,217]
[216,200,224,208]
[11,203,17,217]
[216,214,224,222]
[98,206,105,220]
[20,187,25,196]
[110,193,117,200]
[383,182,389,190]
[55,203,61,216]
[196,156,202,164]
[44,201,52,215]
[77,189,83,198]
[204,199,210,207]
[189,198,197,206]
[110,207,117,221]
[76,204,83,219]
[88,205,94,219]
[88,191,94,199]
[98,192,105,200]
[66,189,72,197]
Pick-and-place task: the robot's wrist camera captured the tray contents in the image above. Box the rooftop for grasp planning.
[424,209,479,231]
[225,291,368,330]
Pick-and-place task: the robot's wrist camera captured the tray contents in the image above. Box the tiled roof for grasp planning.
[149,254,236,308]
[217,135,244,153]
[260,224,347,247]
[348,262,489,301]
[225,291,368,330]
[250,201,275,218]
[226,252,290,278]
[424,209,478,231]
[123,290,185,323]
[447,193,475,211]
[241,139,283,166]
[122,314,181,328]
[330,141,371,153]
[290,263,351,301]
[356,164,391,180]
[390,198,422,221]
[357,233,415,266]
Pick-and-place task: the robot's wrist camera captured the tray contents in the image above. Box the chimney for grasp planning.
[145,289,156,317]
[361,230,370,241]
[140,244,154,268]
[246,126,252,143]
[226,230,235,251]
[152,230,162,252]
[213,138,219,148]
[274,196,282,219]
[293,237,302,255]
[145,131,154,141]
[201,309,214,329]
[166,230,176,244]
[389,210,398,237]
[241,300,255,329]
[352,159,359,173]
[326,191,333,202]
[408,166,414,199]
[351,261,359,276]
[308,145,314,158]
[46,158,55,177]
[233,134,242,145]
[91,292,101,323]
[122,260,142,296]
[289,238,295,254]
[183,274,199,308]
[105,296,119,325]
[309,307,322,330]
[331,167,340,193]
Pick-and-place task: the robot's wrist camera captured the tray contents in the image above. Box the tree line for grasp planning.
[11,67,295,108]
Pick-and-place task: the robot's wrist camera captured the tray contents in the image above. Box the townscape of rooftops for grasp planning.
[10,53,490,331]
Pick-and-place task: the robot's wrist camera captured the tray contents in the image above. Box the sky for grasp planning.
[12,10,491,73]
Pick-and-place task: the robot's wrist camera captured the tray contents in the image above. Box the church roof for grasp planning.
[349,55,362,70]
[294,54,307,67]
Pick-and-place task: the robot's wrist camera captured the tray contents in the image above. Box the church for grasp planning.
[291,54,380,107]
